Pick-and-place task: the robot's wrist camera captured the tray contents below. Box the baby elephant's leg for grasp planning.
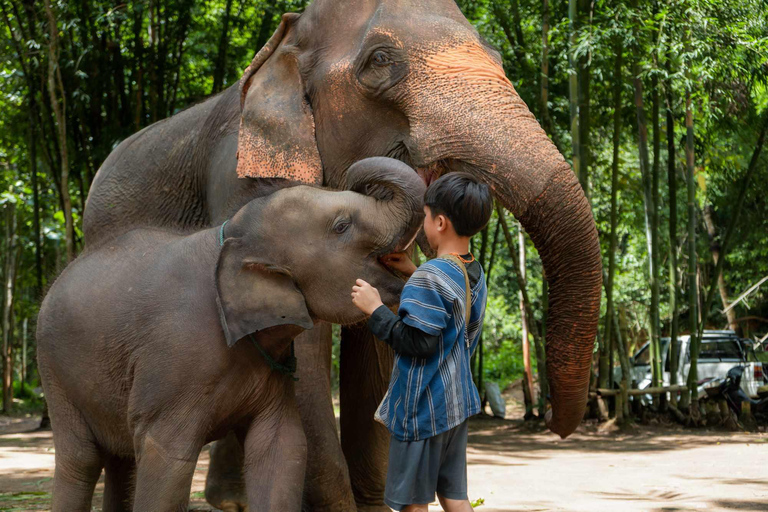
[50,403,104,512]
[242,403,307,512]
[132,431,202,512]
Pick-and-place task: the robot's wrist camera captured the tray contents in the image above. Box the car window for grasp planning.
[698,339,743,360]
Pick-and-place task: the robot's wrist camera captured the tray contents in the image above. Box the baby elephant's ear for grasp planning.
[215,239,313,347]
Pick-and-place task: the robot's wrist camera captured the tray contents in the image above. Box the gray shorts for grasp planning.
[384,421,469,511]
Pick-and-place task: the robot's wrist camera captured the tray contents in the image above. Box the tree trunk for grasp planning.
[254,3,278,52]
[602,33,622,392]
[568,0,580,184]
[702,205,738,331]
[28,117,43,299]
[491,2,531,80]
[540,0,552,135]
[666,61,680,407]
[577,0,591,196]
[497,208,547,417]
[650,20,662,406]
[44,0,74,263]
[133,4,144,130]
[21,317,27,388]
[478,220,501,411]
[148,0,159,122]
[518,222,535,417]
[211,0,235,94]
[473,227,489,388]
[632,0,661,395]
[682,31,698,409]
[2,205,19,413]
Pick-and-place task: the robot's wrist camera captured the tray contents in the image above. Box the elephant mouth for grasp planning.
[415,159,450,187]
[376,257,405,280]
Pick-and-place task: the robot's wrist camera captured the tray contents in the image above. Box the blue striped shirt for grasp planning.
[375,258,487,441]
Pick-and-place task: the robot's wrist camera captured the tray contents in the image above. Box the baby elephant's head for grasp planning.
[216,157,426,346]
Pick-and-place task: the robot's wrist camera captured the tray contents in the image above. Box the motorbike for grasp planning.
[699,365,768,419]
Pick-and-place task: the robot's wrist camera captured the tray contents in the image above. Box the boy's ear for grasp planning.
[436,214,449,232]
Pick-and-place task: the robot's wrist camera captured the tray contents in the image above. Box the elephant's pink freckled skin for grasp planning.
[324,60,355,123]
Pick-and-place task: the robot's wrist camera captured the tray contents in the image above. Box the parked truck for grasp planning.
[614,330,764,400]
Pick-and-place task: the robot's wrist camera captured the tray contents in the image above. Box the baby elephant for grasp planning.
[37,157,425,512]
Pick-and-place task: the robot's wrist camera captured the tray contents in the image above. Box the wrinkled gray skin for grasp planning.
[83,0,602,510]
[38,159,425,512]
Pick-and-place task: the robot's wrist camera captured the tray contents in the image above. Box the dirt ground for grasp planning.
[1,413,767,512]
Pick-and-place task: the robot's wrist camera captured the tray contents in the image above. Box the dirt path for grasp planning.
[0,415,766,511]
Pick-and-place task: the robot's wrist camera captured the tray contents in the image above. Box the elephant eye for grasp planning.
[371,50,392,67]
[333,221,351,234]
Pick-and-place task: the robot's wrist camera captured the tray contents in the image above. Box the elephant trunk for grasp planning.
[404,38,602,437]
[345,157,426,255]
[514,161,601,438]
[475,140,601,439]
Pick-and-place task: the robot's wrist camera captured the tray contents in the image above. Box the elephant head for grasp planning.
[216,157,425,345]
[236,0,601,437]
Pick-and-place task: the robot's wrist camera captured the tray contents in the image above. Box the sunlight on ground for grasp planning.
[1,411,767,511]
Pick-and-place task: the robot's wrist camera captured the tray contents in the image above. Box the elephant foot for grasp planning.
[218,500,248,512]
[205,433,248,512]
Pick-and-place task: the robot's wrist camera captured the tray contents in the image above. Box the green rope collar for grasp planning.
[219,220,229,246]
[220,219,298,381]
[248,334,298,381]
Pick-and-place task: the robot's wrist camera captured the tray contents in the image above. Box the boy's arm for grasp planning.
[367,306,440,358]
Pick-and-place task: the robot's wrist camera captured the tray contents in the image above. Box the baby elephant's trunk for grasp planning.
[345,157,426,254]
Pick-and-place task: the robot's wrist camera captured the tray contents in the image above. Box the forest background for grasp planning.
[1,0,767,420]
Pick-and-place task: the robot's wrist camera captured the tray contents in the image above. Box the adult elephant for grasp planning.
[84,0,602,510]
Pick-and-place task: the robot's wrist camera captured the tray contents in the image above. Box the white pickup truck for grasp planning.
[616,330,764,399]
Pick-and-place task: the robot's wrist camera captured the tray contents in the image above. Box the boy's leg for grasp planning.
[435,421,471,511]
[384,433,441,511]
[402,505,430,512]
[437,495,473,512]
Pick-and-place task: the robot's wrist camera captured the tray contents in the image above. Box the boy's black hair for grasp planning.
[424,172,492,237]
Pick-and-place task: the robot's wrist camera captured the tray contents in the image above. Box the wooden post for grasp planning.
[615,381,625,424]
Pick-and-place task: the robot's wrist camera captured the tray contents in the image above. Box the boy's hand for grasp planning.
[380,252,418,277]
[351,279,384,316]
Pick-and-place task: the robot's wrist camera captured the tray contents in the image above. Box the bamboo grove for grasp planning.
[1,0,767,422]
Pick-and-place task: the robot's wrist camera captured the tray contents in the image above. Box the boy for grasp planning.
[351,172,492,512]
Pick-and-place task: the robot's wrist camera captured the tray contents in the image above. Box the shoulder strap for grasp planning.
[440,254,471,347]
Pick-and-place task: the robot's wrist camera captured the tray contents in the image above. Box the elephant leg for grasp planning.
[48,395,103,512]
[132,433,200,512]
[340,324,394,512]
[204,431,246,512]
[204,325,354,512]
[102,455,135,512]
[294,322,357,511]
[242,403,307,512]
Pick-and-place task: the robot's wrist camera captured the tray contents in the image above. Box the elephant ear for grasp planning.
[215,238,313,347]
[236,13,323,185]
